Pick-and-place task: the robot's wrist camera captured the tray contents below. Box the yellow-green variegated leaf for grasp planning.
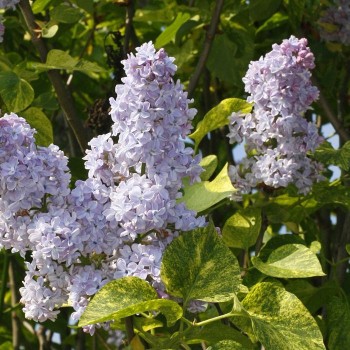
[78,277,182,327]
[251,244,325,278]
[161,223,241,305]
[238,282,326,350]
[179,163,236,213]
[200,155,218,181]
[189,98,252,147]
[223,208,262,249]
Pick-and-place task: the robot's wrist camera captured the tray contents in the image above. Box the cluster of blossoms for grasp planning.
[0,0,19,42]
[319,0,350,45]
[0,42,204,332]
[227,36,324,195]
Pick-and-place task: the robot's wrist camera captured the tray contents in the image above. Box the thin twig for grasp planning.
[313,77,350,143]
[188,0,224,97]
[18,0,91,153]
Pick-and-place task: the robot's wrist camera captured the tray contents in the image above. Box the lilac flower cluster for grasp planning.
[0,0,19,10]
[319,0,350,45]
[228,36,323,195]
[0,19,4,43]
[0,42,204,330]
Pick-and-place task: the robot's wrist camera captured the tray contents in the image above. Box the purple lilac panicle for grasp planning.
[319,0,350,46]
[228,36,323,195]
[1,42,204,329]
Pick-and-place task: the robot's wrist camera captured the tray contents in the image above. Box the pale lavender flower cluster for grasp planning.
[0,0,19,10]
[1,42,204,330]
[319,0,350,45]
[0,19,4,43]
[228,36,323,195]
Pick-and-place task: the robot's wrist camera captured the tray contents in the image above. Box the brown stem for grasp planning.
[124,316,135,343]
[188,0,224,97]
[313,77,350,143]
[123,0,138,56]
[18,0,91,153]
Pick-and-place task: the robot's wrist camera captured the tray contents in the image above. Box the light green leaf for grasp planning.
[314,141,350,171]
[0,341,12,350]
[207,340,248,350]
[30,49,105,74]
[179,163,236,213]
[346,244,350,256]
[32,0,53,14]
[327,296,350,350]
[155,12,191,48]
[256,13,288,34]
[50,3,83,24]
[78,277,182,328]
[161,223,241,305]
[20,107,53,147]
[223,208,262,249]
[0,71,34,112]
[42,24,59,38]
[189,98,252,147]
[237,282,326,350]
[200,155,218,181]
[252,244,325,278]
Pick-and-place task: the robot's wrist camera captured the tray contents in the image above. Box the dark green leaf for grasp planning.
[249,0,282,22]
[190,98,252,147]
[78,277,182,327]
[223,207,262,249]
[161,223,241,305]
[314,141,350,171]
[252,244,325,278]
[179,163,236,212]
[20,107,53,147]
[50,3,83,24]
[207,340,248,350]
[0,71,34,112]
[327,296,350,350]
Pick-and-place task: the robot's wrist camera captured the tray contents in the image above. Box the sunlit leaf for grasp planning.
[161,223,241,305]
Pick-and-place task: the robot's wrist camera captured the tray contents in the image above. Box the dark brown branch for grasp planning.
[124,316,135,343]
[188,0,224,98]
[313,77,350,143]
[123,0,138,56]
[18,0,91,153]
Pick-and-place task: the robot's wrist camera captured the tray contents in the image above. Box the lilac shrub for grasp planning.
[0,42,204,331]
[228,36,324,195]
[319,0,350,45]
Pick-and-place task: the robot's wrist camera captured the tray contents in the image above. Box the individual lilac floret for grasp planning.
[319,0,350,46]
[228,36,324,195]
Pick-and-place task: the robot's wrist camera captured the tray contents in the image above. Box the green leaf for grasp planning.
[252,244,325,278]
[249,0,282,22]
[30,50,105,74]
[50,3,83,24]
[187,321,254,348]
[20,107,53,147]
[78,277,182,327]
[346,244,350,256]
[155,12,191,48]
[32,92,58,111]
[256,13,288,34]
[314,141,350,171]
[189,98,252,147]
[237,282,325,350]
[161,223,241,305]
[284,0,306,28]
[200,155,218,181]
[42,24,59,38]
[327,296,350,350]
[0,341,12,350]
[0,71,34,112]
[32,0,53,14]
[179,163,236,213]
[71,0,94,14]
[207,340,248,350]
[223,208,262,249]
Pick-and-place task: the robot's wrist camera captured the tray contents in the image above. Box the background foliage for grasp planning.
[1,0,350,349]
